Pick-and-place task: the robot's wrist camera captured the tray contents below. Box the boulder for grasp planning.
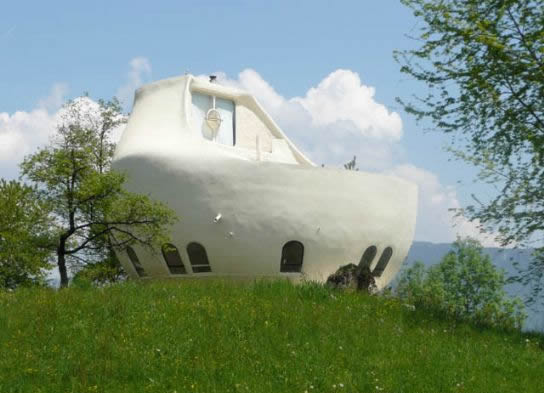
[326,263,377,293]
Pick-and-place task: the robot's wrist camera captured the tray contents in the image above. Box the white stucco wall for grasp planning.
[234,104,273,153]
[113,74,418,289]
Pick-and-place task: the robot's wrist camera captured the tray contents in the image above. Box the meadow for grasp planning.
[1,279,543,393]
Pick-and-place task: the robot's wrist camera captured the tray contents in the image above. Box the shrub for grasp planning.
[396,238,526,330]
[0,179,52,289]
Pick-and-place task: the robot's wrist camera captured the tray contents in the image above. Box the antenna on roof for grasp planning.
[209,75,217,83]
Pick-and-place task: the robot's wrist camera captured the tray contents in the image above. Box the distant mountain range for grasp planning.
[403,241,543,332]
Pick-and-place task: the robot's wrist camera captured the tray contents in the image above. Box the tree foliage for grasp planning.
[0,179,52,289]
[395,0,544,298]
[396,238,526,330]
[21,97,176,287]
[71,248,126,288]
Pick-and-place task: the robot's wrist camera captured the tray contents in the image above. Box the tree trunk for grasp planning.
[57,239,69,288]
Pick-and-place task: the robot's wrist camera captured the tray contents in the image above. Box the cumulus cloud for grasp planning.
[0,85,63,179]
[0,57,147,180]
[116,57,152,108]
[214,69,402,140]
[0,88,126,181]
[388,164,503,247]
[295,70,403,140]
[37,83,69,112]
[56,96,126,137]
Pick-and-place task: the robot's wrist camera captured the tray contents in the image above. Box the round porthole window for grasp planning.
[206,108,222,133]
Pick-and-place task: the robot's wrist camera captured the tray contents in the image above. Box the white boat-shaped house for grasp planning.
[112,74,418,289]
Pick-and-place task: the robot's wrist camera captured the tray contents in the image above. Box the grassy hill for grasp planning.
[1,279,543,393]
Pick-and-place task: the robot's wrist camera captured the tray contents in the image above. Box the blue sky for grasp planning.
[0,0,498,245]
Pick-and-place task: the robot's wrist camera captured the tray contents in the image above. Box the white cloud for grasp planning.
[37,83,69,112]
[0,86,60,179]
[220,69,285,110]
[0,58,144,180]
[214,69,402,140]
[0,90,125,181]
[294,70,403,141]
[388,164,503,247]
[55,96,126,141]
[116,57,152,108]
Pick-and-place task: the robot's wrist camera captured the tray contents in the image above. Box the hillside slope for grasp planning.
[1,280,542,393]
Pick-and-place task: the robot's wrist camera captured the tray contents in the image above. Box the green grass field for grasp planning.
[1,279,542,393]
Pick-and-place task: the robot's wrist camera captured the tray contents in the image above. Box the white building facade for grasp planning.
[112,74,418,289]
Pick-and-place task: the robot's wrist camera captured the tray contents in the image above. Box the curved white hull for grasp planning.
[113,75,417,289]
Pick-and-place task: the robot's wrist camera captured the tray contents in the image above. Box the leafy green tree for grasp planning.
[0,179,52,289]
[71,248,126,287]
[21,97,176,287]
[396,238,526,330]
[395,0,544,298]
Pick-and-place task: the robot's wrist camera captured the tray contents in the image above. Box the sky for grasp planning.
[0,0,502,246]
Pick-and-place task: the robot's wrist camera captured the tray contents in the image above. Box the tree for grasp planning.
[396,238,526,330]
[395,0,544,299]
[71,249,126,287]
[0,179,52,289]
[21,97,176,287]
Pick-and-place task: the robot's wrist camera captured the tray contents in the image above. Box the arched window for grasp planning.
[187,242,212,273]
[373,247,393,277]
[126,246,146,277]
[162,243,187,275]
[280,241,304,273]
[359,246,377,269]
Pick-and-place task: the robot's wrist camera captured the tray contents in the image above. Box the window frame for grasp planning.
[161,243,187,275]
[359,245,378,269]
[126,246,146,277]
[373,247,393,277]
[280,240,304,273]
[187,242,212,273]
